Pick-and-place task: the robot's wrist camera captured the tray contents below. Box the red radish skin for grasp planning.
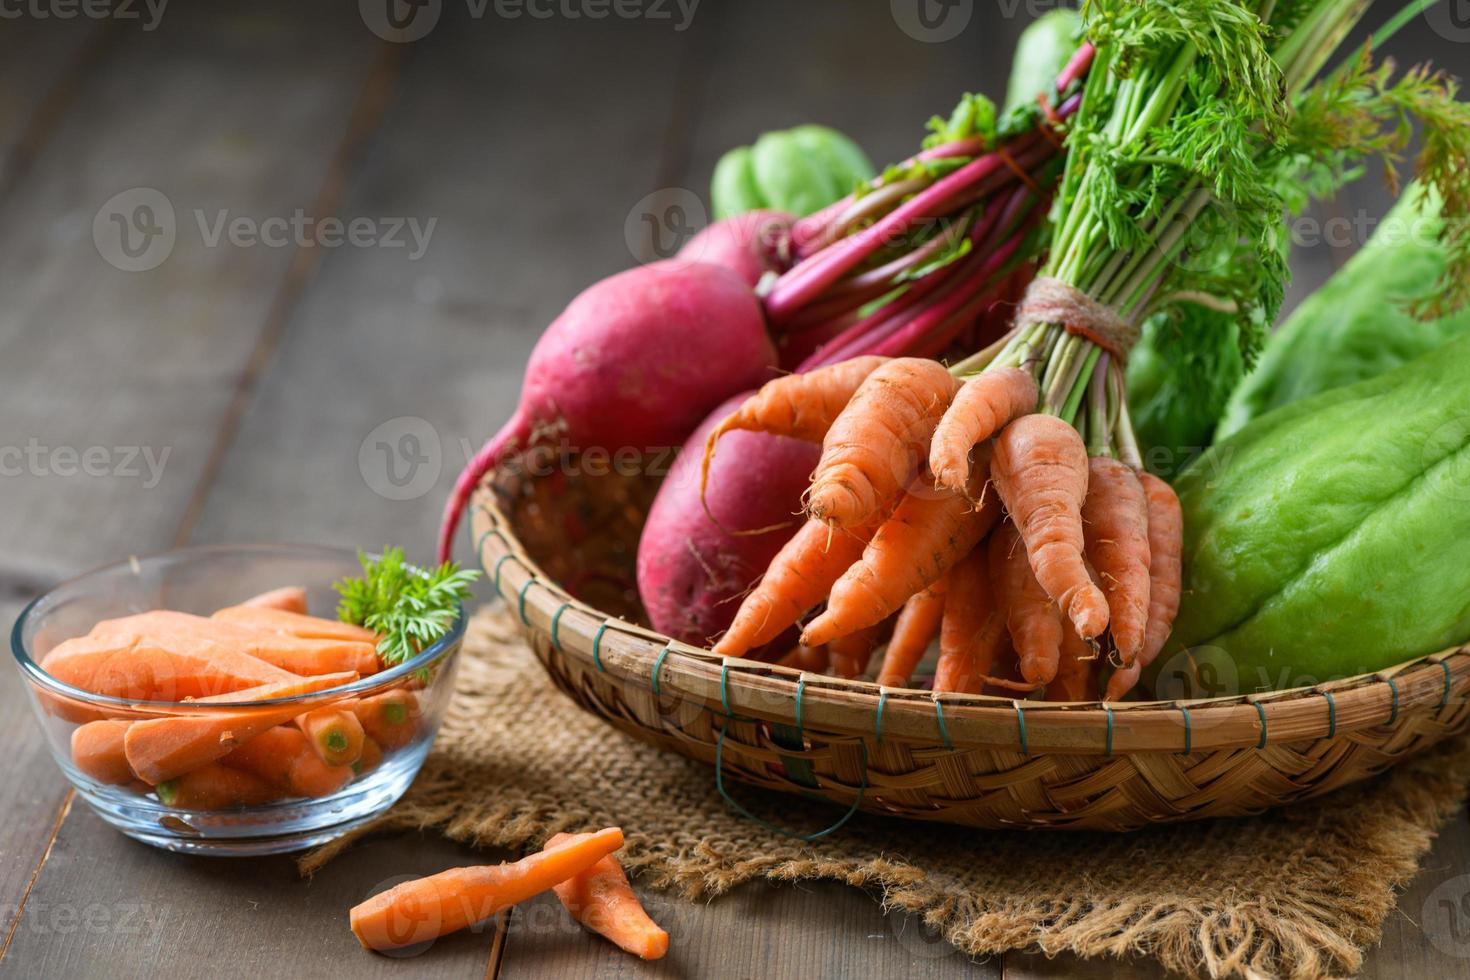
[439,260,778,561]
[677,211,794,288]
[637,395,820,646]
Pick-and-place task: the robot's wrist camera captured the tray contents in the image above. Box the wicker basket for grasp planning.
[471,462,1470,832]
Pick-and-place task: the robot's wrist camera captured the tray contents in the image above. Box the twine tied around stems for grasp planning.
[1015,276,1140,361]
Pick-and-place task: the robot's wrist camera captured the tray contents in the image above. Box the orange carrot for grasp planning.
[1045,627,1099,702]
[239,587,309,614]
[929,368,1038,495]
[991,414,1109,639]
[990,522,1062,688]
[874,577,947,688]
[41,631,293,702]
[548,833,668,960]
[778,645,831,673]
[935,546,1006,694]
[701,356,889,500]
[296,705,366,767]
[91,610,381,677]
[71,720,135,785]
[123,671,357,784]
[222,725,353,798]
[352,737,384,776]
[713,518,875,657]
[353,689,421,750]
[800,457,1000,648]
[155,762,281,810]
[807,357,959,527]
[1082,458,1151,665]
[828,622,886,679]
[1106,474,1183,701]
[350,828,626,952]
[213,606,378,645]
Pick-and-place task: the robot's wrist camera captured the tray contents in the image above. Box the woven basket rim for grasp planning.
[472,485,1470,755]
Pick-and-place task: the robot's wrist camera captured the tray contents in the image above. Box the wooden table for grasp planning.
[1,3,1467,976]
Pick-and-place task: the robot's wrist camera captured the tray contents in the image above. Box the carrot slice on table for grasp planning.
[296,705,366,767]
[71,720,136,785]
[353,690,420,750]
[41,631,293,702]
[222,725,353,798]
[548,832,668,960]
[155,762,281,809]
[238,587,309,614]
[92,610,380,677]
[212,606,378,645]
[124,671,357,784]
[350,827,627,952]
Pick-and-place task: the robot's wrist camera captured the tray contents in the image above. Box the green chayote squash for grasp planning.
[1159,331,1470,694]
[1003,8,1082,116]
[1217,185,1470,440]
[710,125,873,220]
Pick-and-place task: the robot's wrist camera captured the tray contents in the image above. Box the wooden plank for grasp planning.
[0,17,112,193]
[500,879,998,979]
[181,5,693,566]
[1361,807,1470,980]
[2,804,498,980]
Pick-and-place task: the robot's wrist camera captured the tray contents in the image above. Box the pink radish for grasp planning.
[677,210,794,288]
[637,395,819,645]
[439,261,777,561]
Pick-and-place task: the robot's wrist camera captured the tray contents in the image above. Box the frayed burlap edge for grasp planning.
[303,608,1470,980]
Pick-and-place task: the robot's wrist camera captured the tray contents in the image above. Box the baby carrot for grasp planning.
[71,720,135,785]
[874,577,947,688]
[124,671,357,784]
[353,690,420,750]
[296,705,366,767]
[350,828,626,952]
[155,763,281,810]
[929,368,1038,495]
[548,833,668,960]
[238,587,309,614]
[222,725,353,798]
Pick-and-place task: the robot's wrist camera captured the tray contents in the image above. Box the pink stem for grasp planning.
[437,411,531,562]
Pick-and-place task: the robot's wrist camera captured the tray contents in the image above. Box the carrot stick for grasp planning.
[213,606,378,645]
[123,671,358,784]
[92,610,381,677]
[713,517,875,657]
[935,545,1006,694]
[929,368,1038,495]
[223,725,354,798]
[828,622,886,679]
[1082,458,1152,666]
[349,828,627,952]
[41,631,294,702]
[238,587,309,614]
[991,414,1109,639]
[1106,473,1183,701]
[547,833,668,960]
[990,521,1062,688]
[1045,626,1100,702]
[701,356,889,503]
[875,577,948,688]
[352,690,421,750]
[155,762,281,810]
[296,705,366,767]
[352,737,384,776]
[800,455,999,648]
[71,720,135,785]
[807,357,959,527]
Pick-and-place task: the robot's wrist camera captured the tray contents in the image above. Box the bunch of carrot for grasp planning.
[350,827,669,961]
[704,356,1180,700]
[43,588,423,809]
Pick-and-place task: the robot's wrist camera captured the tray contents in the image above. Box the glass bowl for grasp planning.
[10,543,463,856]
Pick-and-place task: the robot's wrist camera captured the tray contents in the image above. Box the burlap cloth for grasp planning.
[304,608,1470,979]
